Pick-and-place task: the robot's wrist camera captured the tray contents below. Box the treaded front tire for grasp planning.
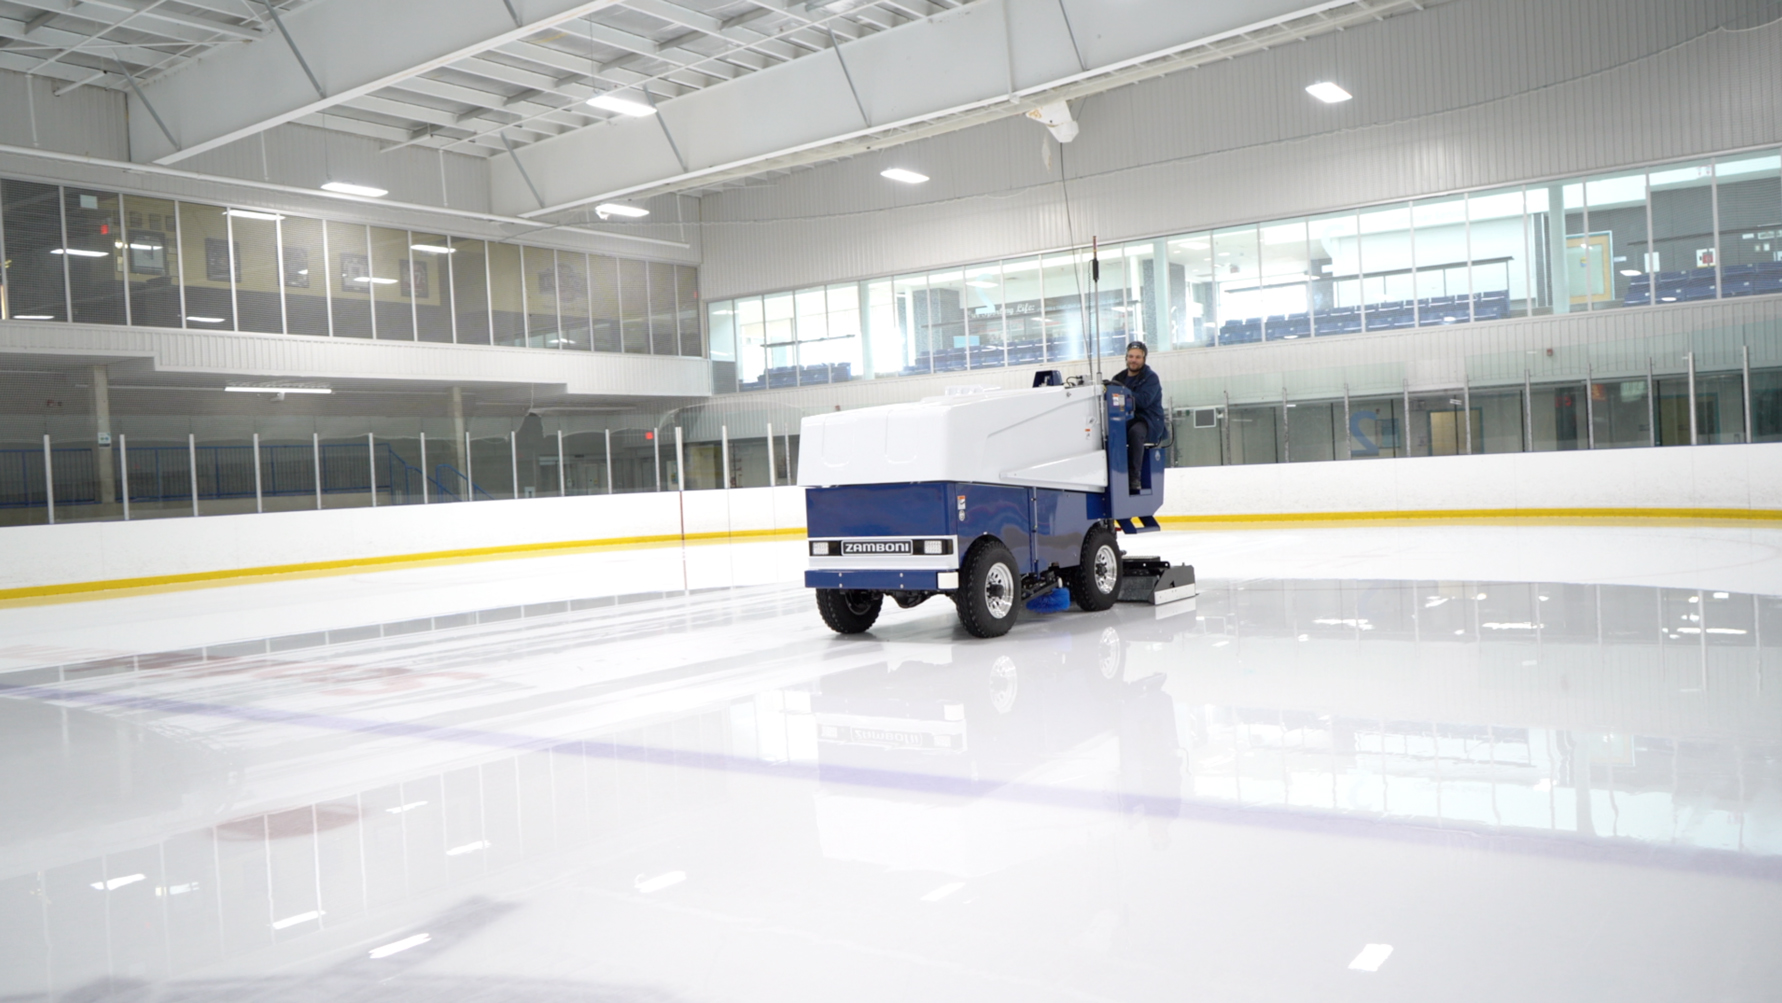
[816,589,883,634]
[954,538,1019,638]
[1068,524,1122,612]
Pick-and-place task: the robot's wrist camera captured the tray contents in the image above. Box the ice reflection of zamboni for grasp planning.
[798,368,1195,638]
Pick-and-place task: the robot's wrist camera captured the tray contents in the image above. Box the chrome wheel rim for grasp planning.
[985,563,1014,619]
[1093,544,1119,594]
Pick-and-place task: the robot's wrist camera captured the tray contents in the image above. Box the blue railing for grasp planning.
[0,442,494,509]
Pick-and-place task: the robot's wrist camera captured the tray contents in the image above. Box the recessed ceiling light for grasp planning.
[321,181,389,198]
[50,248,111,257]
[587,93,656,117]
[881,168,929,184]
[225,209,285,221]
[595,203,650,219]
[410,243,456,254]
[226,385,332,394]
[1305,82,1353,104]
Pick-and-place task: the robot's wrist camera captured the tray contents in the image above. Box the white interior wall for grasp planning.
[3,443,1776,595]
[0,71,127,160]
[697,0,1782,299]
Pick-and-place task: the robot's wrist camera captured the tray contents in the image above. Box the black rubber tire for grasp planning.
[815,589,883,634]
[1068,524,1122,612]
[953,538,1020,638]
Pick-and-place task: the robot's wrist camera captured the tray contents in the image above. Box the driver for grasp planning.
[1110,341,1164,494]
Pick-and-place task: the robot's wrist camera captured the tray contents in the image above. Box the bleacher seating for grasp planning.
[1616,264,1782,306]
[1216,289,1516,345]
[738,361,852,392]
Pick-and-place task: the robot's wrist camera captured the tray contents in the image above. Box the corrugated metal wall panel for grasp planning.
[0,71,127,161]
[699,0,1782,299]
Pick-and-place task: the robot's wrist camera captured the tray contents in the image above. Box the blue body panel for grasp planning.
[1104,386,1167,523]
[806,569,944,590]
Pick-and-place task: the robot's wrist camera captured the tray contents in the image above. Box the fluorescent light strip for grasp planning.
[185,316,227,323]
[225,385,332,394]
[595,203,650,219]
[225,209,285,221]
[320,181,389,198]
[881,168,929,184]
[50,248,110,257]
[1306,81,1353,104]
[409,244,455,254]
[12,314,55,320]
[586,93,656,117]
[368,933,430,959]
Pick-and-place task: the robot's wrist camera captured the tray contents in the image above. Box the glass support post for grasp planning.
[1281,388,1290,464]
[604,429,612,494]
[42,433,54,525]
[313,432,322,508]
[557,429,566,496]
[368,432,377,507]
[465,431,475,501]
[188,433,199,516]
[675,425,685,492]
[1524,370,1534,451]
[1647,359,1657,447]
[1463,377,1472,454]
[119,433,130,521]
[721,425,730,492]
[1342,384,1351,460]
[1546,183,1569,315]
[1687,351,1698,445]
[1585,366,1595,449]
[509,430,518,500]
[767,422,776,488]
[653,429,661,492]
[1743,346,1753,443]
[420,432,429,504]
[253,432,263,513]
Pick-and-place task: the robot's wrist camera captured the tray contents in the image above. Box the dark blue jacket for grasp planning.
[1113,364,1168,443]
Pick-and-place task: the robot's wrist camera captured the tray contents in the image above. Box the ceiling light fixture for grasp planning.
[1305,82,1353,104]
[881,168,929,184]
[225,209,285,221]
[320,181,389,198]
[185,316,227,323]
[50,248,111,257]
[13,314,55,320]
[364,277,399,285]
[409,244,456,254]
[587,93,656,117]
[595,203,650,219]
[225,385,332,394]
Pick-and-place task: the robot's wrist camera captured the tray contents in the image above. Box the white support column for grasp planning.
[1647,359,1656,447]
[313,432,322,509]
[766,422,776,488]
[604,429,612,494]
[1341,384,1351,460]
[653,429,662,492]
[1743,345,1753,444]
[1584,366,1595,450]
[556,429,566,496]
[1687,351,1699,446]
[1462,378,1472,454]
[420,432,430,504]
[119,433,130,521]
[720,425,730,491]
[188,433,199,517]
[674,426,685,492]
[1524,370,1534,452]
[368,432,378,508]
[509,430,519,499]
[41,434,54,525]
[253,432,263,513]
[465,431,475,500]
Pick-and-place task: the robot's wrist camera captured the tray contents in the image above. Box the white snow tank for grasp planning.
[797,385,1107,491]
